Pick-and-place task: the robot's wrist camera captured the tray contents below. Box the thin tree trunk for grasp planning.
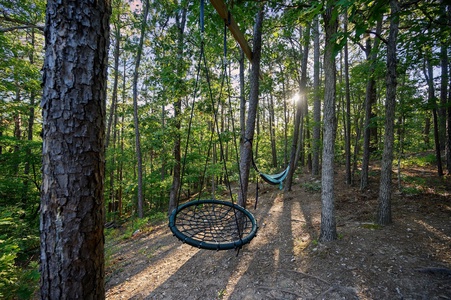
[377,0,399,225]
[360,18,382,190]
[132,0,150,218]
[40,0,110,297]
[312,16,321,176]
[424,115,431,147]
[23,29,36,208]
[238,8,263,208]
[239,49,246,141]
[168,6,187,215]
[424,55,444,176]
[282,69,289,166]
[344,13,352,185]
[269,93,277,168]
[440,40,450,173]
[285,23,310,192]
[107,14,121,214]
[319,4,338,242]
[13,87,21,175]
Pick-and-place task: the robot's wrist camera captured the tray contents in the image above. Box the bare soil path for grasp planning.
[105,170,451,299]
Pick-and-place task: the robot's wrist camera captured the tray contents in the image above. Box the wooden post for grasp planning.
[209,0,253,62]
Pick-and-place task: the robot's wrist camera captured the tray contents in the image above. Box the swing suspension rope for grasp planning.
[168,2,257,251]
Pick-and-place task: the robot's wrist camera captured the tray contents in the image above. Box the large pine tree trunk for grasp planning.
[377,0,399,225]
[40,0,110,298]
[319,4,338,242]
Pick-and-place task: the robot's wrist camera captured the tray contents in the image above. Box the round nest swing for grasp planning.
[169,199,258,251]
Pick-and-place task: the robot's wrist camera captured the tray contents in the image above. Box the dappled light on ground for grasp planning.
[105,170,450,299]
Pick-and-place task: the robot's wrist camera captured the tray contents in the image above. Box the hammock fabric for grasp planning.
[169,200,258,250]
[258,166,290,190]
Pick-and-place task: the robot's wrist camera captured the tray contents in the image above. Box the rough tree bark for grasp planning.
[40,0,110,298]
[319,3,338,242]
[377,0,399,225]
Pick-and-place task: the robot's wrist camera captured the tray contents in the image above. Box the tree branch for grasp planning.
[0,12,44,33]
[0,25,44,33]
[365,30,388,44]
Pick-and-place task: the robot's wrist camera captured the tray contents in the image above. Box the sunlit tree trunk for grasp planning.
[285,24,310,191]
[40,0,110,298]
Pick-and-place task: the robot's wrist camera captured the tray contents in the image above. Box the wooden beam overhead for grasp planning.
[209,0,253,62]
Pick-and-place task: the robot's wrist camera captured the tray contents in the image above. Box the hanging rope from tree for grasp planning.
[168,0,257,251]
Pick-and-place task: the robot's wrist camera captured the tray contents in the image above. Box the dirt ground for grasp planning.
[105,167,451,300]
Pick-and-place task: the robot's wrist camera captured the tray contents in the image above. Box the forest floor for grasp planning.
[105,164,451,300]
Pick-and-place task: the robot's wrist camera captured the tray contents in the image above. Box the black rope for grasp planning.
[201,30,246,247]
[177,42,205,207]
[170,1,259,251]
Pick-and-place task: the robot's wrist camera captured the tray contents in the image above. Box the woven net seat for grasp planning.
[169,199,258,250]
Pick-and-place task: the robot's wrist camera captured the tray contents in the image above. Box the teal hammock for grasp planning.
[251,154,290,190]
[258,165,290,190]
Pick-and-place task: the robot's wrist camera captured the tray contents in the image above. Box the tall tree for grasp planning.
[285,24,311,192]
[312,16,321,176]
[238,7,263,208]
[132,0,150,218]
[40,0,110,298]
[319,2,338,242]
[168,3,187,215]
[440,2,451,173]
[343,12,352,185]
[423,54,444,176]
[377,0,399,225]
[360,18,383,191]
